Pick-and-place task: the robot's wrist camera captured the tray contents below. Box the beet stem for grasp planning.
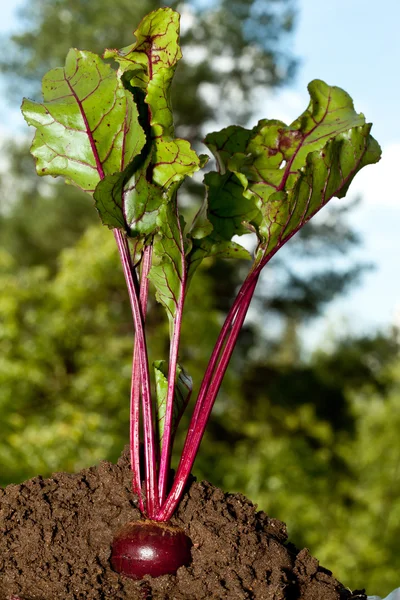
[130,245,152,512]
[156,271,259,521]
[181,272,258,445]
[114,230,159,517]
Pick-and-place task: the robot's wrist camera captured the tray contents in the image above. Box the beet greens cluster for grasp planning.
[22,7,381,522]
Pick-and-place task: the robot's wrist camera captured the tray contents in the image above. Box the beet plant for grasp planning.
[21,7,381,580]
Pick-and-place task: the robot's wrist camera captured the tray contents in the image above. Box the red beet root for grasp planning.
[110,520,192,579]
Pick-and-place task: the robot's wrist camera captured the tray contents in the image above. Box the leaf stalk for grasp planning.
[130,244,153,513]
[113,230,159,518]
[155,270,259,521]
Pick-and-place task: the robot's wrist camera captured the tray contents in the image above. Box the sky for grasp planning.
[0,0,399,349]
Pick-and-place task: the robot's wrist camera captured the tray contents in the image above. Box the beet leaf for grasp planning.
[21,49,145,192]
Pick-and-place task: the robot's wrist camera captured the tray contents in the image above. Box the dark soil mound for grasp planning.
[0,448,366,600]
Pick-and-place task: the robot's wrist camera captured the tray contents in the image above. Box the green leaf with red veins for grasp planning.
[186,169,255,281]
[94,137,202,237]
[104,8,181,86]
[94,152,164,235]
[184,125,258,279]
[147,70,176,138]
[188,125,258,268]
[148,203,186,326]
[204,80,381,266]
[95,7,202,238]
[152,138,202,188]
[204,126,253,174]
[154,360,192,450]
[21,49,145,194]
[104,7,181,138]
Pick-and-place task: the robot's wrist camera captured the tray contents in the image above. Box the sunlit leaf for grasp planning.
[104,7,181,138]
[21,49,145,193]
[204,80,381,264]
[95,8,202,240]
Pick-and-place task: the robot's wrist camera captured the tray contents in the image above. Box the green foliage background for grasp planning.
[0,0,399,596]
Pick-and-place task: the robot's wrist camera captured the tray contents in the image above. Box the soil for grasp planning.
[0,447,367,600]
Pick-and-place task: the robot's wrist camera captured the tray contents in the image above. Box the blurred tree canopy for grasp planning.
[0,0,399,596]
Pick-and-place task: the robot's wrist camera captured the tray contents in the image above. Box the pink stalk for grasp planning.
[130,347,143,511]
[154,233,298,520]
[155,232,303,521]
[130,245,153,513]
[155,273,259,521]
[175,268,260,466]
[158,207,187,503]
[114,230,159,518]
[178,239,297,451]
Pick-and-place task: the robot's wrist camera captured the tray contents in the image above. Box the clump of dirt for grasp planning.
[0,447,366,600]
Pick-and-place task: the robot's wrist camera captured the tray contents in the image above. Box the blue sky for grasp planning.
[300,0,400,343]
[1,0,399,348]
[293,0,400,145]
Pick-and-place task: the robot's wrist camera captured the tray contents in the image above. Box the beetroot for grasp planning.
[110,520,192,579]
